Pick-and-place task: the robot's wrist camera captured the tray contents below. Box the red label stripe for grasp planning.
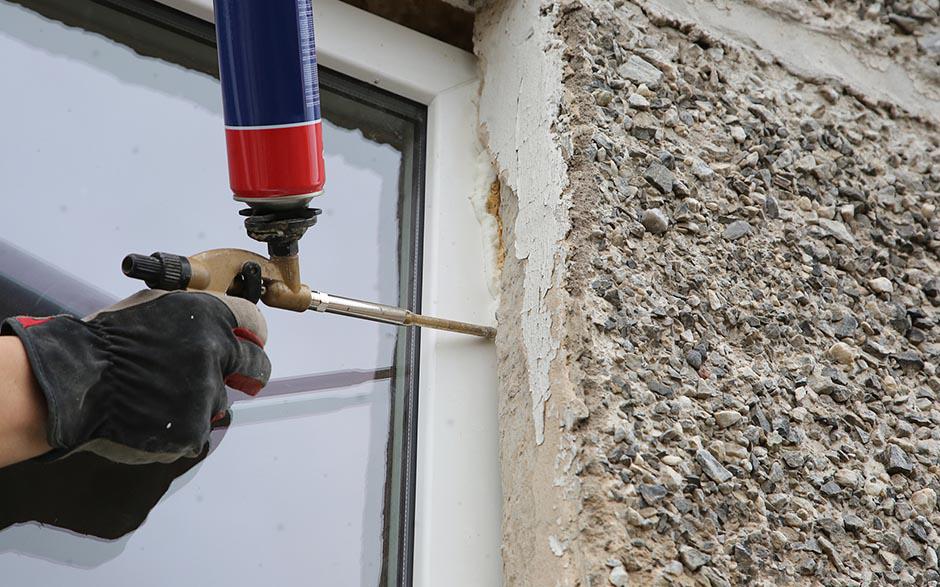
[225,122,325,199]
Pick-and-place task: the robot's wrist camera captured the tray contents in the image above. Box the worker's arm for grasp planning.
[0,337,51,468]
[0,290,271,468]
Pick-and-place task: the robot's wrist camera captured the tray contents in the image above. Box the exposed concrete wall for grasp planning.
[476,0,939,585]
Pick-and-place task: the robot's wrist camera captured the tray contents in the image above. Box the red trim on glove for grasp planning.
[17,316,53,329]
[225,373,264,396]
[233,327,265,348]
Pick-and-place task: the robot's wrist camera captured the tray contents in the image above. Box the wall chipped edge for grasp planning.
[476,0,570,445]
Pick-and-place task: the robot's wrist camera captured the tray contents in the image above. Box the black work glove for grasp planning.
[0,290,271,464]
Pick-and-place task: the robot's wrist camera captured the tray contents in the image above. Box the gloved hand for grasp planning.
[0,290,271,464]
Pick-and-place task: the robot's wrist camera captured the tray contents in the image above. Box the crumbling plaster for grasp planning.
[477,0,569,447]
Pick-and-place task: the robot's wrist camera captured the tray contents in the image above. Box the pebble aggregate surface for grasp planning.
[547,0,940,584]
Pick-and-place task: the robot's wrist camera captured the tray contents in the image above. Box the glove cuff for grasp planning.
[1,316,109,451]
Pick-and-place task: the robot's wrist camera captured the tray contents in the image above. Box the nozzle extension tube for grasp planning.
[309,291,496,339]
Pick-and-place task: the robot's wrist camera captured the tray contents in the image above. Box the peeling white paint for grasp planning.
[477,0,569,445]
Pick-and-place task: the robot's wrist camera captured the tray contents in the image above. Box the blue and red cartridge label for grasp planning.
[214,0,326,204]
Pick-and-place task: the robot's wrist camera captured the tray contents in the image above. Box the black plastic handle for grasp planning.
[122,252,192,291]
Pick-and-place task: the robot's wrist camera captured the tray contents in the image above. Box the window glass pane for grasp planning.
[0,1,425,585]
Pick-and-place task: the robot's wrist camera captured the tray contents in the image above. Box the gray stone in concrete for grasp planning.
[723,220,751,241]
[643,162,674,193]
[618,55,663,88]
[696,449,733,483]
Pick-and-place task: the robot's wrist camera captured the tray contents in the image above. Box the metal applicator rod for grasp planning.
[123,251,497,339]
[308,291,496,339]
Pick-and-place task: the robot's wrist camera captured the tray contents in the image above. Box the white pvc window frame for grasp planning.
[157,1,502,585]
